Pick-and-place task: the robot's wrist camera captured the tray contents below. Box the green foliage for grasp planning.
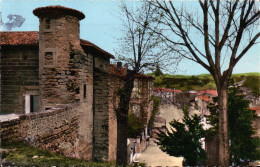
[127,112,144,138]
[1,141,115,166]
[204,82,216,90]
[128,96,161,138]
[148,96,161,132]
[155,106,206,166]
[149,73,259,92]
[153,64,163,77]
[207,86,260,165]
[242,75,260,97]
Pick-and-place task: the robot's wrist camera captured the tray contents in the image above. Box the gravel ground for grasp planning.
[136,104,186,167]
[136,139,183,167]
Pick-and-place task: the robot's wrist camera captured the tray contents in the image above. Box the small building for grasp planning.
[153,87,182,105]
[195,90,217,116]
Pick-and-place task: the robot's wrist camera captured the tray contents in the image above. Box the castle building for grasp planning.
[0,5,154,162]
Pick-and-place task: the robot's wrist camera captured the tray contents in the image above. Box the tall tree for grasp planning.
[115,2,177,165]
[149,0,260,165]
[207,85,260,165]
[155,106,206,166]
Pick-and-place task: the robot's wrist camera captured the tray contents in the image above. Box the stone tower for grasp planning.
[33,5,86,110]
[34,6,94,160]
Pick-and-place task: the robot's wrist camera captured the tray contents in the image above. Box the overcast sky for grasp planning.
[0,0,259,75]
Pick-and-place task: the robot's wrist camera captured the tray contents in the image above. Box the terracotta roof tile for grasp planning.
[135,73,154,79]
[197,90,218,96]
[250,106,260,115]
[0,31,39,45]
[198,95,212,102]
[109,64,126,78]
[0,31,114,59]
[33,5,85,20]
[80,39,114,58]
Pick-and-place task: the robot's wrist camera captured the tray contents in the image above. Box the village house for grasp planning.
[194,90,218,116]
[108,63,154,163]
[0,5,154,162]
[153,87,182,105]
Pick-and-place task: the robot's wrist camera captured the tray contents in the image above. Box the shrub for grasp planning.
[127,112,144,138]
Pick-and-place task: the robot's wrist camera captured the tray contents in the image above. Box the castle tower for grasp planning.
[33,6,86,110]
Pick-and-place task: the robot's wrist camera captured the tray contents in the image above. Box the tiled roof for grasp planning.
[0,31,114,58]
[33,5,85,20]
[250,106,260,115]
[109,64,127,78]
[198,95,212,102]
[80,39,114,58]
[153,87,182,93]
[0,31,39,45]
[197,90,218,96]
[135,73,154,79]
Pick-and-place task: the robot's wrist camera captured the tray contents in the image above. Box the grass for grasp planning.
[1,141,115,166]
[1,141,146,166]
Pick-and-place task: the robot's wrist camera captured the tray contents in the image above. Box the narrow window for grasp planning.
[25,95,39,113]
[45,18,51,29]
[83,84,87,99]
[44,52,53,66]
[30,95,39,113]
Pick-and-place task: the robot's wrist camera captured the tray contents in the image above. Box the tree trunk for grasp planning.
[217,86,230,166]
[116,70,135,165]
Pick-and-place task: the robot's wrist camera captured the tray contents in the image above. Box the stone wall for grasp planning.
[0,103,93,160]
[93,67,110,161]
[0,46,39,114]
[108,74,124,161]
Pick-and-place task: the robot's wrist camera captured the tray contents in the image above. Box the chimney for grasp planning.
[117,62,122,69]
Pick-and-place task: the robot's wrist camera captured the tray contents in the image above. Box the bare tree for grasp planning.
[115,2,178,165]
[149,0,260,165]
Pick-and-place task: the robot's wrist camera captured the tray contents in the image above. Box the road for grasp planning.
[136,104,185,167]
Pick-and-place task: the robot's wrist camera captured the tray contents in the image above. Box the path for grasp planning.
[136,104,184,167]
[136,139,183,167]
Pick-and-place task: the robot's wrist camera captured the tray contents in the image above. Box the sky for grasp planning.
[0,0,259,75]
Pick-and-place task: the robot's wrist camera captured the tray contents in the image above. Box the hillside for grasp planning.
[149,72,260,96]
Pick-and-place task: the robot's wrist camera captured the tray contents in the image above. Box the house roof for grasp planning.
[198,95,212,102]
[0,31,39,45]
[109,64,127,78]
[135,73,155,79]
[250,106,260,115]
[0,31,114,58]
[80,39,114,58]
[197,90,218,96]
[109,64,154,79]
[33,5,85,20]
[153,87,182,93]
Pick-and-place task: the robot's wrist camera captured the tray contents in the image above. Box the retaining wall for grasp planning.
[0,103,92,160]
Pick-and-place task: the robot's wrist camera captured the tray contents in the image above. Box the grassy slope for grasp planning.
[150,72,260,93]
[1,142,115,166]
